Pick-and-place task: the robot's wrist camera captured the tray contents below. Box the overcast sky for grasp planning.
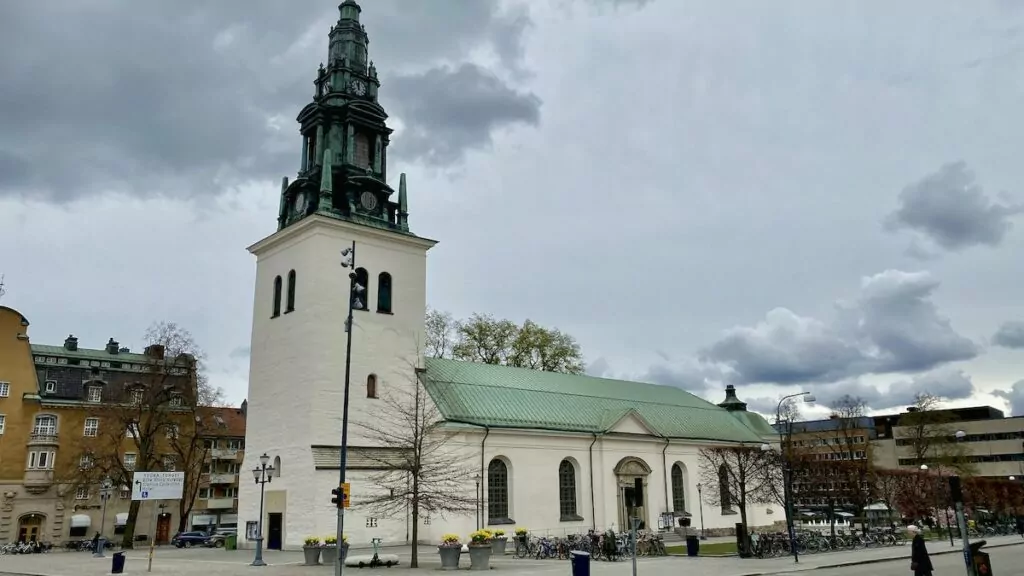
[2,0,1023,420]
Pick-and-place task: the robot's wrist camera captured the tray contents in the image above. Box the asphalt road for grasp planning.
[771,540,1018,575]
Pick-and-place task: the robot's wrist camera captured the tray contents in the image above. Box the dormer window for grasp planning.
[88,386,102,403]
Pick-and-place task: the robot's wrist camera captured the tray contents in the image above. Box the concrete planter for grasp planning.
[438,546,462,570]
[323,543,350,564]
[303,546,322,566]
[491,537,508,555]
[468,544,492,570]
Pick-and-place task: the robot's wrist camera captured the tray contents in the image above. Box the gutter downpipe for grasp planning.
[662,436,671,513]
[479,426,491,530]
[589,433,599,531]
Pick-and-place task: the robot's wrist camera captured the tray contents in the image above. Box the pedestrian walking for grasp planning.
[908,525,933,576]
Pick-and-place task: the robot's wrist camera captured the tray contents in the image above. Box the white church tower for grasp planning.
[239,0,436,550]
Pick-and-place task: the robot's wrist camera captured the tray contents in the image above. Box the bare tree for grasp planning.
[353,359,476,568]
[698,446,778,535]
[897,393,974,475]
[64,322,219,547]
[425,308,459,360]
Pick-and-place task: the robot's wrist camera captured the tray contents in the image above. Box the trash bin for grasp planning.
[225,533,237,551]
[570,550,590,576]
[111,551,127,575]
[970,540,992,576]
[686,535,699,557]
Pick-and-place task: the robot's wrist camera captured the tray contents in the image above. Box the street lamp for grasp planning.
[336,242,365,576]
[773,392,815,564]
[251,453,275,567]
[696,483,706,540]
[94,478,113,558]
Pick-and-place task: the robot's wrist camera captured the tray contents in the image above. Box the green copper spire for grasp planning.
[398,173,409,231]
[339,0,361,22]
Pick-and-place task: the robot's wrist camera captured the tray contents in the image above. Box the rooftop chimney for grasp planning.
[144,344,165,360]
[241,399,248,417]
[718,384,748,412]
[106,338,120,354]
[64,334,78,351]
[119,347,130,353]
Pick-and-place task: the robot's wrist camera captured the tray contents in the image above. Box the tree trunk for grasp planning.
[411,506,419,568]
[121,500,142,549]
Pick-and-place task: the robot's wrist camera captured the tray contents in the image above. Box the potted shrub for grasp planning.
[322,535,349,563]
[491,529,508,555]
[468,529,493,571]
[303,537,322,565]
[438,534,462,570]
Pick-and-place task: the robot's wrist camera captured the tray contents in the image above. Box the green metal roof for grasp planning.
[30,343,151,363]
[422,358,771,444]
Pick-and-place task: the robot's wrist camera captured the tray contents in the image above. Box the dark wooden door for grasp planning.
[156,515,171,544]
[267,513,283,550]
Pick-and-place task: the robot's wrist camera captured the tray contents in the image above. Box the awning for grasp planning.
[114,513,128,526]
[191,514,217,525]
[835,512,854,518]
[70,514,91,528]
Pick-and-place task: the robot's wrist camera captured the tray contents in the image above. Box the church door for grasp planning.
[18,514,44,543]
[613,457,652,531]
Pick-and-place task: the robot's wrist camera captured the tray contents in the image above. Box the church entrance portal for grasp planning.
[614,457,651,531]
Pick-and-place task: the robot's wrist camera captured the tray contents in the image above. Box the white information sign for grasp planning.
[131,471,184,501]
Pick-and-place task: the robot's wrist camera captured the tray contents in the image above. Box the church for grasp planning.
[238,0,778,551]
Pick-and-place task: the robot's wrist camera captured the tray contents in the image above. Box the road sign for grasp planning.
[131,471,184,501]
[342,482,350,509]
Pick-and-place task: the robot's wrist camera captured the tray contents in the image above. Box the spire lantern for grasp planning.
[339,0,361,22]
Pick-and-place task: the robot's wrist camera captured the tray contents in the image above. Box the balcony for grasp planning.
[210,448,239,460]
[23,469,55,494]
[208,473,237,485]
[28,433,59,447]
[205,498,236,510]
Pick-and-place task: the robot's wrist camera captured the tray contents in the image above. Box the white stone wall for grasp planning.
[239,215,434,550]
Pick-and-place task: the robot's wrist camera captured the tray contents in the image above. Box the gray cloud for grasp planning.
[387,64,542,166]
[993,321,1024,348]
[994,380,1024,416]
[0,0,539,203]
[884,161,1024,252]
[804,368,974,413]
[702,270,977,385]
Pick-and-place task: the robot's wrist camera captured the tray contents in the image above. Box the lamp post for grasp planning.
[771,391,815,564]
[94,478,113,558]
[696,483,706,540]
[337,242,366,576]
[947,429,966,545]
[251,453,275,567]
[474,474,482,530]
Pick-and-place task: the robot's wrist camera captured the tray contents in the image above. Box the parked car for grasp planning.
[203,530,236,548]
[171,531,210,548]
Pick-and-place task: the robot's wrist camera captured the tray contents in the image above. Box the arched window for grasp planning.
[671,463,686,513]
[272,275,282,318]
[353,268,369,311]
[377,272,392,314]
[558,459,580,520]
[487,458,510,523]
[285,270,296,313]
[33,415,57,436]
[366,374,378,399]
[718,464,734,513]
[273,456,282,478]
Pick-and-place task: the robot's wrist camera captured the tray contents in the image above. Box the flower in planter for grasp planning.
[304,537,321,547]
[324,535,338,546]
[493,529,506,538]
[440,533,461,547]
[514,527,528,536]
[469,529,493,544]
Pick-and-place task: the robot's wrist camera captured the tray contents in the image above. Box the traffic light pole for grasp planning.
[336,241,358,576]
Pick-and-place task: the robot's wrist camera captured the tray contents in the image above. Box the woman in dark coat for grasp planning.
[908,525,933,576]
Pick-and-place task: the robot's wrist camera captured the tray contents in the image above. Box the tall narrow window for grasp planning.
[558,459,579,520]
[487,458,510,523]
[286,270,296,313]
[377,272,392,313]
[272,275,283,318]
[353,268,369,311]
[366,374,378,398]
[718,464,733,513]
[671,463,686,513]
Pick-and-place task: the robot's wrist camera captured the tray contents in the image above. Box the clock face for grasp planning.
[350,79,367,96]
[294,192,306,213]
[360,191,378,211]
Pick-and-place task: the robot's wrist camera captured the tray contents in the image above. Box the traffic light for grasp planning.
[331,483,351,509]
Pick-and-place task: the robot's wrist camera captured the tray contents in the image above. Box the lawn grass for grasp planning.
[665,541,738,556]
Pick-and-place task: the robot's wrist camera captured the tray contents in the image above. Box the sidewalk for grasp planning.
[0,536,1019,576]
